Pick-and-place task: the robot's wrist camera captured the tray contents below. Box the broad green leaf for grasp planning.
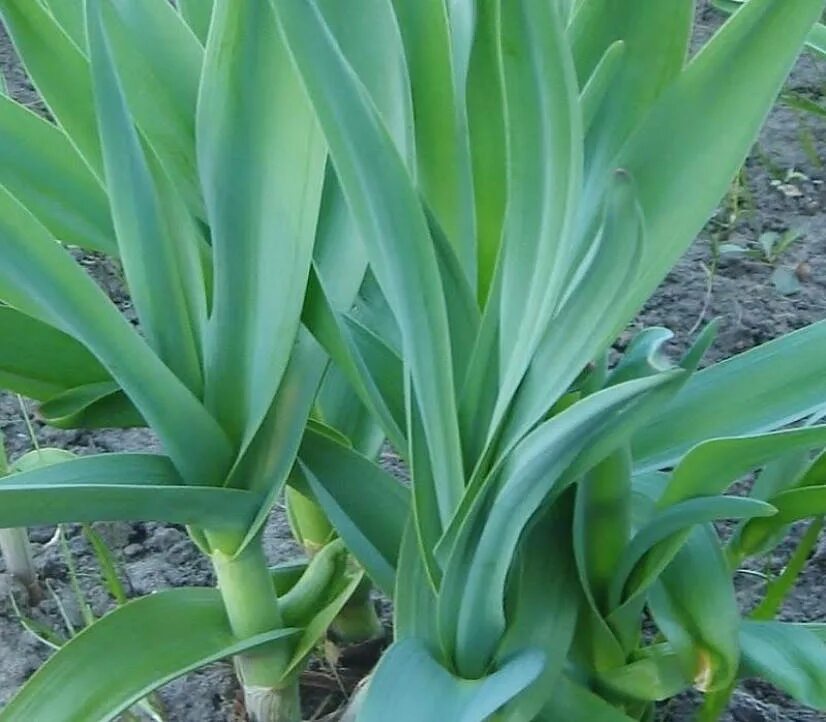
[0,588,298,722]
[303,267,406,452]
[394,520,440,654]
[178,0,213,44]
[739,621,826,710]
[736,485,826,557]
[648,526,740,692]
[92,0,205,219]
[38,382,143,429]
[445,172,646,563]
[227,0,409,537]
[495,502,580,721]
[466,0,506,303]
[315,0,414,162]
[441,372,684,678]
[634,319,826,470]
[492,169,644,469]
[0,454,262,530]
[580,39,625,132]
[359,639,544,722]
[0,186,231,485]
[40,0,86,48]
[0,306,110,399]
[0,0,102,175]
[275,0,465,526]
[0,93,115,254]
[299,427,409,596]
[571,0,693,172]
[87,0,204,394]
[493,0,582,441]
[574,448,632,609]
[659,426,826,507]
[389,0,476,274]
[609,496,775,609]
[199,0,326,443]
[609,0,824,370]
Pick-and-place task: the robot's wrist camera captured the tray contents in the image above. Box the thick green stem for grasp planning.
[211,538,299,722]
[287,486,383,643]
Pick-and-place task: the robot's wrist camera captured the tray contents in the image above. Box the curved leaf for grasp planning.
[0,94,114,254]
[275,0,465,527]
[0,306,110,400]
[199,0,326,442]
[739,621,826,710]
[659,426,826,507]
[0,588,298,722]
[0,0,102,174]
[634,319,826,470]
[0,454,261,529]
[0,186,232,485]
[360,639,545,722]
[87,0,205,393]
[298,427,409,596]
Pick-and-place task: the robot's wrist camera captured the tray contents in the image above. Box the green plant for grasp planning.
[254,0,826,719]
[0,1,391,720]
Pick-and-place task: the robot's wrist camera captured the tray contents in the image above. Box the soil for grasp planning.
[1,5,826,722]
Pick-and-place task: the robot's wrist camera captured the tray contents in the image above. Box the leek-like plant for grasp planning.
[264,0,826,719]
[0,0,395,719]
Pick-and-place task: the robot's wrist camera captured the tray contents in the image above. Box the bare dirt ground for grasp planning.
[1,6,825,721]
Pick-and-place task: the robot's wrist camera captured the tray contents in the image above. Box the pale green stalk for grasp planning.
[210,536,298,722]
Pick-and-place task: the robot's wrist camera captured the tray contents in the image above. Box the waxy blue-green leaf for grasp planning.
[394,520,441,655]
[571,0,693,172]
[178,0,213,44]
[389,0,476,275]
[466,0,505,302]
[40,0,86,48]
[452,170,644,547]
[609,0,825,361]
[0,0,101,174]
[0,453,261,529]
[0,306,110,399]
[441,372,684,678]
[609,496,776,609]
[739,621,826,710]
[275,0,465,527]
[91,0,205,218]
[299,427,409,596]
[659,426,826,507]
[359,639,544,722]
[0,588,298,722]
[0,186,231,485]
[735,485,826,558]
[493,0,582,443]
[495,503,580,721]
[634,320,826,470]
[199,0,326,443]
[0,93,115,254]
[87,0,204,394]
[38,382,142,429]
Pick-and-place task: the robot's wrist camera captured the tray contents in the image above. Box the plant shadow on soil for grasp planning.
[1,6,826,721]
